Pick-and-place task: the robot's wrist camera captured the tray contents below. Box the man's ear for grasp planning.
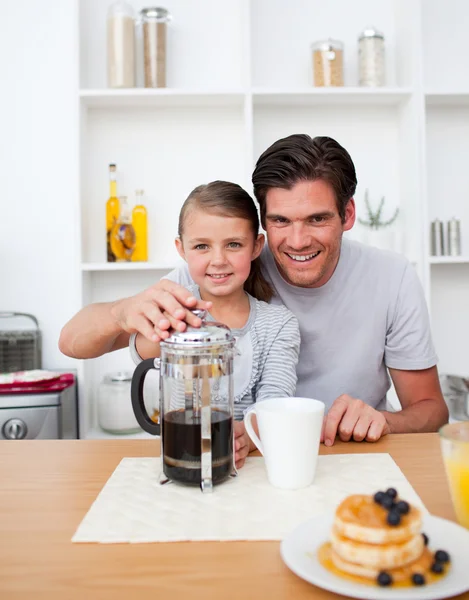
[343,198,356,232]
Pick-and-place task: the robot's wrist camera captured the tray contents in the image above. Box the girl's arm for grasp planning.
[256,313,300,401]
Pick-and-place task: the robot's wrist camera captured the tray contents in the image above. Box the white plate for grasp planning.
[280,513,469,600]
[0,370,61,385]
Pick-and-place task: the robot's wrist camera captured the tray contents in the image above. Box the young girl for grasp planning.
[129,181,300,463]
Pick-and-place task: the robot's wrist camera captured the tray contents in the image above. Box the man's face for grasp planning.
[264,179,355,288]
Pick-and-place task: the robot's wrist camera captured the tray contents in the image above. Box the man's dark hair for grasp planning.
[252,134,357,226]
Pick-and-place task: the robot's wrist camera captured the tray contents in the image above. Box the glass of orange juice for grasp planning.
[440,421,469,528]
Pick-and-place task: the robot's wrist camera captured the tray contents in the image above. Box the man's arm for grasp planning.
[383,366,448,433]
[58,301,131,358]
[59,279,211,359]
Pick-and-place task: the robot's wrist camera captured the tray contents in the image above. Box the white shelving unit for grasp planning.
[75,0,469,439]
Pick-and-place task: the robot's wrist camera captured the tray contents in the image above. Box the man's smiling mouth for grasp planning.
[285,251,320,262]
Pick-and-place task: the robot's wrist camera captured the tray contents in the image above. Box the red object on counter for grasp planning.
[0,373,75,394]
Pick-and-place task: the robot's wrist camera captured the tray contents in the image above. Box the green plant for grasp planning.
[358,189,399,230]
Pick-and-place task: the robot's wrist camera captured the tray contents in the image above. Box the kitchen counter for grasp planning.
[0,434,466,600]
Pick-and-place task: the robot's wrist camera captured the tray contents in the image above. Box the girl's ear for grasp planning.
[252,233,264,261]
[175,237,186,261]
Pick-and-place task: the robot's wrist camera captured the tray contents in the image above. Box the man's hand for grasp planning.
[234,420,253,469]
[111,279,211,343]
[321,394,391,446]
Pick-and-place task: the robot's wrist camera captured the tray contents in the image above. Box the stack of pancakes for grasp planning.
[330,492,433,583]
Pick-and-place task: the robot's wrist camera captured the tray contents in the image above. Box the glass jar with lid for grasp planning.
[139,7,172,88]
[98,371,141,434]
[358,27,385,87]
[107,1,136,88]
[312,38,344,87]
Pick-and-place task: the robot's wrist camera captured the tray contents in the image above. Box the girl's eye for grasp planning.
[227,242,241,248]
[194,244,208,250]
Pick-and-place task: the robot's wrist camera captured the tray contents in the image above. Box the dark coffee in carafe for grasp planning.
[162,408,233,485]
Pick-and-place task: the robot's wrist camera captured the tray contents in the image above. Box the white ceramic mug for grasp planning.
[244,397,324,490]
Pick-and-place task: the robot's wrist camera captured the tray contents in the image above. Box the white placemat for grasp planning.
[72,453,427,543]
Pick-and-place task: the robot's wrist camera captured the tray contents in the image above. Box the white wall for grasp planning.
[0,0,80,369]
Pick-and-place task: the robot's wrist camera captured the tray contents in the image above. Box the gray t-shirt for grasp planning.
[262,238,437,411]
[164,238,437,412]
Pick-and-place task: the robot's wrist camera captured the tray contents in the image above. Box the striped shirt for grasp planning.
[131,281,300,421]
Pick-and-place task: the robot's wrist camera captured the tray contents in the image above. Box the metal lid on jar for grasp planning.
[359,27,384,41]
[140,7,172,22]
[103,371,132,383]
[161,310,234,348]
[312,38,344,52]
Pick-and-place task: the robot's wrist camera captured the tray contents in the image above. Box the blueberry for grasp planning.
[374,491,385,505]
[377,571,393,587]
[435,550,450,563]
[411,573,426,586]
[422,532,429,546]
[386,487,398,499]
[395,500,410,515]
[387,510,401,526]
[381,495,394,510]
[431,562,444,574]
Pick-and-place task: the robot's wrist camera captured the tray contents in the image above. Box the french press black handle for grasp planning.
[131,358,161,436]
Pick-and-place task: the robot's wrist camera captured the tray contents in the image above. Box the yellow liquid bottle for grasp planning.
[110,196,136,261]
[131,189,148,262]
[106,164,120,262]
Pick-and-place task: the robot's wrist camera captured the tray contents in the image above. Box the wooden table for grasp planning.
[0,434,467,600]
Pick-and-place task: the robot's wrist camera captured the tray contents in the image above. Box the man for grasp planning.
[60,134,448,467]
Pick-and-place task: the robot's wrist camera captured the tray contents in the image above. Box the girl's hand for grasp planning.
[111,279,212,342]
[234,420,252,469]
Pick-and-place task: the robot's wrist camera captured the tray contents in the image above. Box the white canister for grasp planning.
[107,1,136,88]
[98,372,141,434]
[358,27,385,87]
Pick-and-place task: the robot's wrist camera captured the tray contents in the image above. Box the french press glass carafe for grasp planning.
[131,310,236,492]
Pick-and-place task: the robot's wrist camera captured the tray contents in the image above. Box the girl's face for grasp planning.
[176,210,264,299]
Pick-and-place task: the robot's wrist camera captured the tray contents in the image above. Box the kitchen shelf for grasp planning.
[71,0,469,441]
[252,87,414,107]
[425,92,469,107]
[79,88,414,109]
[429,256,469,264]
[79,88,247,108]
[81,262,177,272]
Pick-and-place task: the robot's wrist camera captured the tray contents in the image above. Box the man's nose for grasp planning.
[289,223,311,251]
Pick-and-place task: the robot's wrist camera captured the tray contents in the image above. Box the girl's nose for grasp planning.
[210,249,227,265]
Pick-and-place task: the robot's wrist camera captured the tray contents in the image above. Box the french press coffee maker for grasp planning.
[131,310,236,492]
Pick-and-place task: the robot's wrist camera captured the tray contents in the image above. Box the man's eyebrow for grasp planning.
[266,211,335,220]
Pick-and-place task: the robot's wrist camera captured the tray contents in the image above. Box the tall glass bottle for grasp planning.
[111,196,136,261]
[131,189,148,262]
[106,164,120,262]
